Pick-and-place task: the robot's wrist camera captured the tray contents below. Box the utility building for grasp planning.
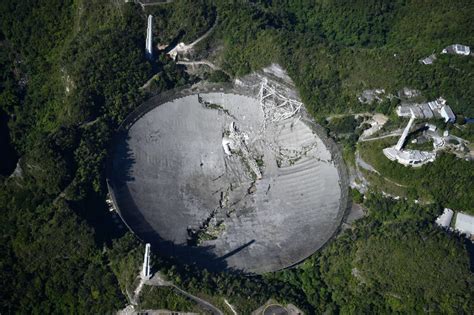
[145,15,153,60]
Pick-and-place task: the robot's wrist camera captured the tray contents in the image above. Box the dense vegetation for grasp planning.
[210,0,474,117]
[0,0,173,312]
[1,0,472,313]
[139,286,202,312]
[359,138,474,212]
[274,194,473,313]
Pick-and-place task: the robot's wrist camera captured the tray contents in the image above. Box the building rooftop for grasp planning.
[420,54,437,65]
[396,98,454,122]
[442,44,471,56]
[440,105,456,122]
[436,208,454,228]
[455,212,474,237]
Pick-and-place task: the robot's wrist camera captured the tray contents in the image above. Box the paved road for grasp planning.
[355,151,378,174]
[135,0,174,7]
[171,285,224,315]
[168,15,218,58]
[359,129,403,142]
[147,273,224,315]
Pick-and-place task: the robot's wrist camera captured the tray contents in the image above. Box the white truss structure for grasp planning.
[258,79,303,129]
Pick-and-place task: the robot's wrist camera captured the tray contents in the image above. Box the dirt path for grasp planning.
[355,150,408,189]
[136,0,174,8]
[355,151,379,174]
[224,299,237,315]
[177,60,219,70]
[326,112,372,121]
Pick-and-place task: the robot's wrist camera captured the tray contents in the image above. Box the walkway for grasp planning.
[359,129,403,142]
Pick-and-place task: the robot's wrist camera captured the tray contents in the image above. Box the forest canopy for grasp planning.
[0,0,473,313]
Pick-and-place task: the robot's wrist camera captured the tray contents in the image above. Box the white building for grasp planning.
[426,123,437,132]
[454,212,474,237]
[435,208,454,228]
[420,54,437,65]
[440,105,456,123]
[442,44,471,56]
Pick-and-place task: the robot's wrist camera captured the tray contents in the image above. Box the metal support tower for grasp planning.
[258,79,303,129]
[141,243,152,280]
[145,15,153,60]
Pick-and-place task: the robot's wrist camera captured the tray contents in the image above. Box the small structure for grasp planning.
[106,194,115,212]
[442,44,471,56]
[141,243,152,280]
[360,114,388,139]
[145,15,153,60]
[420,54,437,65]
[398,87,421,99]
[426,123,437,132]
[168,42,186,60]
[435,208,454,228]
[358,89,385,104]
[455,212,474,238]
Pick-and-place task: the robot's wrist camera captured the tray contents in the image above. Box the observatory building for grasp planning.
[383,113,436,167]
[396,97,456,123]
